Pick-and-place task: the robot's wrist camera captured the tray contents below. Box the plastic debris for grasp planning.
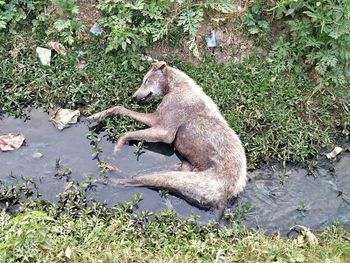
[289,225,318,246]
[0,133,25,152]
[326,146,343,159]
[47,41,67,56]
[32,152,43,159]
[36,47,51,65]
[203,31,217,48]
[50,109,80,130]
[90,23,102,36]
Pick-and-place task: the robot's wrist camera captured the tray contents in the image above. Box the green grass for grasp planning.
[1,30,348,166]
[0,179,349,263]
[1,207,350,262]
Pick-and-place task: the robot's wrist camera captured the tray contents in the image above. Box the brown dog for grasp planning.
[87,61,247,211]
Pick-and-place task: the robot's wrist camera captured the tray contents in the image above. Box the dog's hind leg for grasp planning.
[87,106,158,127]
[107,171,225,209]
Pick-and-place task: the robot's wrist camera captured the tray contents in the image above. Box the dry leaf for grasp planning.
[48,41,67,56]
[50,109,80,130]
[0,133,25,151]
[325,146,343,159]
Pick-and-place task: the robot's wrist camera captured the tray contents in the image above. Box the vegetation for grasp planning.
[1,181,350,262]
[0,0,349,261]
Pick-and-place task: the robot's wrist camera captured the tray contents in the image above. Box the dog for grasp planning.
[87,61,247,212]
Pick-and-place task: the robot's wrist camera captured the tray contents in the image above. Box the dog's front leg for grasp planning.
[87,106,158,127]
[115,128,174,152]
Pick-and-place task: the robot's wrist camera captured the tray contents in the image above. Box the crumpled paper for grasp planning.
[36,47,51,65]
[0,133,25,151]
[325,146,343,159]
[50,109,80,130]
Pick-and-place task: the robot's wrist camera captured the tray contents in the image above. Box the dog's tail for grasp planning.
[105,170,228,209]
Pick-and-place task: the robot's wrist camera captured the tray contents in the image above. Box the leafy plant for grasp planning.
[0,0,48,29]
[55,158,72,179]
[241,2,269,35]
[269,0,350,86]
[51,0,78,15]
[98,0,236,58]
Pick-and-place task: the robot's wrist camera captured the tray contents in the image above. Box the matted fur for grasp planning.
[87,61,247,210]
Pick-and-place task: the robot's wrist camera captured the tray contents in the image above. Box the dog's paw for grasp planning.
[94,178,110,185]
[86,112,102,123]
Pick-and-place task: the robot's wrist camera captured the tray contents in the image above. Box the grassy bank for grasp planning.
[1,207,350,262]
[1,33,348,166]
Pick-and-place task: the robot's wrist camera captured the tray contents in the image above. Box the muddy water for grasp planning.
[1,109,349,234]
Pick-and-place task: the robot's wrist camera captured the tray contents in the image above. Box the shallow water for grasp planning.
[1,109,349,234]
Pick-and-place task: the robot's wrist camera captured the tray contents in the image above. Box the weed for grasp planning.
[241,1,269,36]
[55,158,72,179]
[133,141,146,161]
[245,0,350,87]
[0,0,49,29]
[297,202,309,217]
[98,0,236,58]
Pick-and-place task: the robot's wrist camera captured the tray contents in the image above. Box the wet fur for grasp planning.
[87,62,247,210]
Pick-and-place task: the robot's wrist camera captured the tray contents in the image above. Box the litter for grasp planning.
[36,47,51,65]
[0,133,25,152]
[47,41,67,56]
[325,146,343,159]
[90,23,102,36]
[32,152,43,159]
[289,225,318,246]
[50,109,80,130]
[203,31,217,48]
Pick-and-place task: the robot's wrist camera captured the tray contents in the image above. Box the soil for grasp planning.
[76,0,101,28]
[149,2,255,64]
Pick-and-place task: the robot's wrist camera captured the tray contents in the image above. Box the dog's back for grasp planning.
[159,66,247,201]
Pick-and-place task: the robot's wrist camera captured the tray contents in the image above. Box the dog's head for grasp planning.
[132,61,169,102]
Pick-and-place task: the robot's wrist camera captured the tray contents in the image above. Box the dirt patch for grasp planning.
[76,0,100,28]
[149,23,253,64]
[149,3,254,64]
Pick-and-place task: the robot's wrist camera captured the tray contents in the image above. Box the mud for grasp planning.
[0,109,349,235]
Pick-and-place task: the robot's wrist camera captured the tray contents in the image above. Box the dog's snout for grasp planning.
[132,95,138,101]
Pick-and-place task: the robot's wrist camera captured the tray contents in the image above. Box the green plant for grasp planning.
[55,158,72,179]
[297,202,309,217]
[269,0,350,86]
[32,0,85,45]
[98,0,236,58]
[133,141,146,160]
[51,0,78,15]
[0,0,48,29]
[241,1,269,35]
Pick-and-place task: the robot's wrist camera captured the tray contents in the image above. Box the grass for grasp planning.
[1,31,348,166]
[0,187,349,263]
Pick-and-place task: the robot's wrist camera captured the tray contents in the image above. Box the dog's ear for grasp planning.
[152,61,167,71]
